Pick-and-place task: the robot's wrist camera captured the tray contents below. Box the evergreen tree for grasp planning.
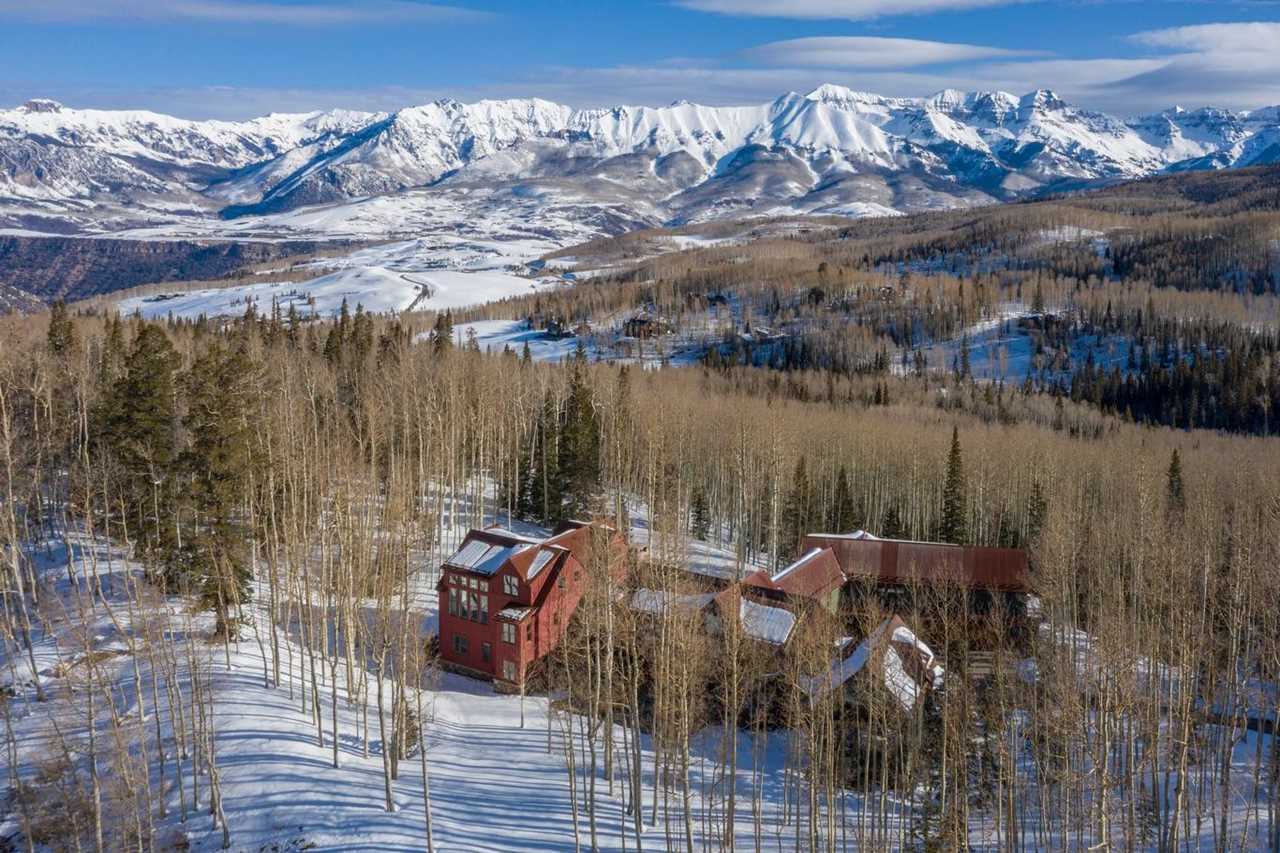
[523,393,561,524]
[1026,478,1048,545]
[780,455,812,560]
[1166,448,1186,518]
[558,347,600,521]
[176,340,258,634]
[881,503,905,539]
[95,324,179,554]
[432,311,455,356]
[690,486,710,540]
[829,464,858,533]
[939,426,968,544]
[46,300,78,358]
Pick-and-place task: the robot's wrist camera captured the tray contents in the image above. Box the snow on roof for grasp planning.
[801,616,943,707]
[446,539,490,568]
[817,529,880,540]
[526,548,556,579]
[801,622,889,700]
[484,527,544,544]
[630,588,716,615]
[498,606,534,621]
[770,547,823,583]
[738,598,796,645]
[445,539,532,576]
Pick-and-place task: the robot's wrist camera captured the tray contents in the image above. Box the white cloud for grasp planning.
[743,36,1038,69]
[0,0,485,25]
[677,0,1027,20]
[1129,21,1280,53]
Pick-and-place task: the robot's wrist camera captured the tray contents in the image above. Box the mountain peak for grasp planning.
[1021,89,1065,111]
[19,98,64,114]
[804,84,882,106]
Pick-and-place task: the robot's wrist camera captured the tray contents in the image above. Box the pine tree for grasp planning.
[1166,448,1186,518]
[1026,478,1048,545]
[46,300,78,358]
[829,464,858,533]
[881,503,905,539]
[523,393,561,525]
[432,311,455,356]
[690,486,710,540]
[176,340,258,634]
[939,426,968,544]
[558,347,600,522]
[95,323,180,553]
[780,455,812,560]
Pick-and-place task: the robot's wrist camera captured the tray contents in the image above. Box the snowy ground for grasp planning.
[3,511,1275,851]
[903,307,1131,385]
[117,266,558,321]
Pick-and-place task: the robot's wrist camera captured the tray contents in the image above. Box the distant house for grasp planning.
[740,547,844,614]
[622,312,673,339]
[436,521,622,687]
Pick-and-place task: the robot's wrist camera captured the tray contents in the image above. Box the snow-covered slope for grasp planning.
[3,85,1279,237]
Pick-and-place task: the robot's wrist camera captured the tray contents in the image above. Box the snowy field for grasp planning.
[117,266,558,321]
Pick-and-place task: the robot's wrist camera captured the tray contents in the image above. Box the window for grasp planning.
[477,594,489,624]
[526,624,533,641]
[503,575,519,596]
[452,634,469,655]
[448,588,459,618]
[502,622,516,644]
[481,642,491,663]
[557,572,565,590]
[503,660,518,682]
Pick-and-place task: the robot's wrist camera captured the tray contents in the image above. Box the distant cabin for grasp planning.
[622,312,673,339]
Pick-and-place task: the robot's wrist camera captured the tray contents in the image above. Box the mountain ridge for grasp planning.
[3,84,1279,237]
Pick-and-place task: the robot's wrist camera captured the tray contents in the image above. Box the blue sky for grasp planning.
[1,0,1278,118]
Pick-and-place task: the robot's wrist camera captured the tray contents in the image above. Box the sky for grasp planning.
[1,0,1278,119]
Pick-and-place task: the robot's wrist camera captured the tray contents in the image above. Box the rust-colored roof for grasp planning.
[742,547,844,600]
[802,534,1031,593]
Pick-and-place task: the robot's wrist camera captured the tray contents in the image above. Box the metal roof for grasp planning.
[803,534,1031,592]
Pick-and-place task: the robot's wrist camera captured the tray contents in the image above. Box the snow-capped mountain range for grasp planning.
[3,84,1279,238]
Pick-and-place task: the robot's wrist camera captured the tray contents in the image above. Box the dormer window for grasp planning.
[503,575,519,596]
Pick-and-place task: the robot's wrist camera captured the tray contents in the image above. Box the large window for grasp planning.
[449,575,490,625]
[481,642,491,663]
[503,660,517,682]
[503,575,519,596]
[502,622,516,644]
[452,634,469,655]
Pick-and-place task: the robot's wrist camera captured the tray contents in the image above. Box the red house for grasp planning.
[740,547,845,614]
[437,520,618,687]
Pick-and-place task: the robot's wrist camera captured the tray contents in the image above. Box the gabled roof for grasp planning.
[800,614,944,709]
[742,547,844,600]
[443,535,536,577]
[445,525,575,580]
[629,588,716,616]
[802,532,1031,592]
[713,588,797,646]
